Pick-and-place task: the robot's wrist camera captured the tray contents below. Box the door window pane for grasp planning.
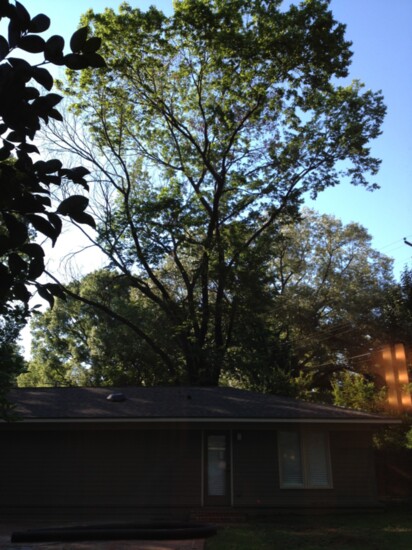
[305,432,330,488]
[207,435,227,496]
[278,431,304,487]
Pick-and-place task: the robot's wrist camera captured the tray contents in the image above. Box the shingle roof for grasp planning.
[5,386,397,423]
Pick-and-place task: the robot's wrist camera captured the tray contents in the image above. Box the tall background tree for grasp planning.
[21,210,395,398]
[45,0,385,387]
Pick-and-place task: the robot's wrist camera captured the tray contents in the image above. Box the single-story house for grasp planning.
[0,386,399,522]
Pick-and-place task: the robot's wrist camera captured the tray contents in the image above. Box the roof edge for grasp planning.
[1,417,401,425]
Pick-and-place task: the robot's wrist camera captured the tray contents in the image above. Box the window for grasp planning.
[278,430,332,489]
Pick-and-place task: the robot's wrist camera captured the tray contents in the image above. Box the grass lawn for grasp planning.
[205,507,412,550]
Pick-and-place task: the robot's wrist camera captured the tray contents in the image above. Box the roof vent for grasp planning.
[107,392,126,402]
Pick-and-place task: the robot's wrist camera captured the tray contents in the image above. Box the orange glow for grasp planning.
[373,344,412,410]
[401,394,412,407]
[382,347,392,362]
[385,371,395,384]
[395,343,406,362]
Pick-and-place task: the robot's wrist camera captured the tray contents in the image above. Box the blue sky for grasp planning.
[20,0,412,279]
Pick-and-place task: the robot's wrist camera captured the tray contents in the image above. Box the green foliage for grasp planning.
[54,0,385,385]
[0,304,26,418]
[331,370,386,412]
[224,209,394,396]
[0,0,104,315]
[380,267,412,346]
[19,270,177,387]
[26,210,395,399]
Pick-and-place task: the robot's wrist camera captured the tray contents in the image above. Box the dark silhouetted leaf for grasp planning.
[13,282,31,302]
[70,26,88,53]
[69,211,96,229]
[44,35,64,64]
[47,212,62,237]
[31,66,53,90]
[0,262,13,297]
[46,34,64,52]
[84,52,106,68]
[56,194,88,216]
[18,34,45,53]
[28,255,45,279]
[44,158,63,173]
[18,143,39,154]
[23,86,40,100]
[13,193,46,213]
[28,13,50,33]
[8,18,21,49]
[8,253,27,274]
[82,36,101,54]
[15,1,31,30]
[0,35,9,60]
[63,53,90,70]
[7,55,31,71]
[45,283,66,301]
[37,284,54,307]
[2,213,28,246]
[0,236,11,256]
[7,131,25,142]
[42,92,62,108]
[48,108,63,121]
[26,214,59,244]
[0,147,11,161]
[21,242,44,260]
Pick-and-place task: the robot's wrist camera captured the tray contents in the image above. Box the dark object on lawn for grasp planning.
[11,522,217,543]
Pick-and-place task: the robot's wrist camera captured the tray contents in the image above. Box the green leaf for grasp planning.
[70,26,88,53]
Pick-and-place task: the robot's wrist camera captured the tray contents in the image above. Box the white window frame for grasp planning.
[278,429,333,489]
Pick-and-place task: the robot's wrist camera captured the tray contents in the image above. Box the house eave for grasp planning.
[1,417,400,425]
